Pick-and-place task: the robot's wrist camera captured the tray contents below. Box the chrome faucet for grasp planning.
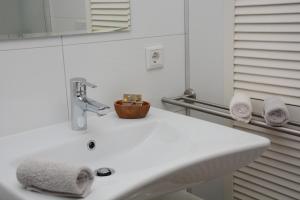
[70,77,110,131]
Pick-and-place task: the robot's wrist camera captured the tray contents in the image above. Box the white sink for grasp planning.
[0,108,269,200]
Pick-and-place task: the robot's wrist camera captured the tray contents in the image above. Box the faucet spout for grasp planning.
[85,97,111,116]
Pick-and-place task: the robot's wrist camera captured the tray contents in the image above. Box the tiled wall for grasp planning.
[0,0,185,137]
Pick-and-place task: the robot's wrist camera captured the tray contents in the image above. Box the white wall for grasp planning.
[189,0,225,106]
[0,0,185,137]
[188,0,232,129]
[188,0,232,200]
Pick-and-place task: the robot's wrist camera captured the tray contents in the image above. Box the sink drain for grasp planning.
[87,140,96,150]
[95,168,115,177]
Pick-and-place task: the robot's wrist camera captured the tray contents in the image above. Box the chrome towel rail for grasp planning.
[162,96,300,138]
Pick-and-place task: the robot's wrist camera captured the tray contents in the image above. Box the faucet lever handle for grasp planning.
[71,77,97,98]
[84,81,97,88]
[71,77,97,88]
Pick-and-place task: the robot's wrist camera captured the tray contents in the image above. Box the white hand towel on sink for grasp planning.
[230,93,252,123]
[263,96,289,127]
[16,159,94,198]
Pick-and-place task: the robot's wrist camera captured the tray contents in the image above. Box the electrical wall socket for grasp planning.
[145,45,164,70]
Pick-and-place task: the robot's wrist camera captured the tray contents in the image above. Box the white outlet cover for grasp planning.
[145,45,164,70]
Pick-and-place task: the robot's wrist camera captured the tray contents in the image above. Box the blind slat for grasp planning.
[238,168,300,191]
[256,157,300,175]
[234,73,300,88]
[234,186,274,200]
[91,9,130,15]
[92,21,130,27]
[236,0,300,7]
[235,41,300,52]
[269,144,300,158]
[91,3,130,9]
[234,81,300,98]
[234,65,300,79]
[235,24,300,33]
[234,57,300,70]
[234,49,300,61]
[235,89,300,106]
[92,15,130,21]
[248,162,300,183]
[235,33,300,42]
[234,191,259,200]
[92,0,129,2]
[234,179,296,200]
[236,14,300,24]
[263,151,300,167]
[235,172,300,197]
[236,4,300,15]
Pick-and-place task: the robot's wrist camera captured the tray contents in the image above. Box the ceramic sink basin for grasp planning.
[0,108,269,200]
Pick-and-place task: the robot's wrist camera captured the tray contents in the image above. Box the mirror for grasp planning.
[0,0,131,40]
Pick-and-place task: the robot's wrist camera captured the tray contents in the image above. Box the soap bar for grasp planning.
[123,94,142,105]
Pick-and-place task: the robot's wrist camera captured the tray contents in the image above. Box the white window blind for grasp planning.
[87,0,131,32]
[233,1,300,199]
[233,0,300,106]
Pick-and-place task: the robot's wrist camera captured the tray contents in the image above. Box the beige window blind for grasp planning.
[87,0,131,32]
[233,0,300,106]
[233,1,300,199]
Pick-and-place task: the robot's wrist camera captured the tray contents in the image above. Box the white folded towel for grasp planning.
[16,159,94,198]
[263,96,289,127]
[230,93,252,123]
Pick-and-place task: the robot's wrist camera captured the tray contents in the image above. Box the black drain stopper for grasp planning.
[95,168,114,177]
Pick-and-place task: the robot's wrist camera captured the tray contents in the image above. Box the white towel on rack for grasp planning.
[263,96,289,127]
[230,93,252,123]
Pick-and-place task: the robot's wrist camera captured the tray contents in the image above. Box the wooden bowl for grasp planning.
[114,100,150,119]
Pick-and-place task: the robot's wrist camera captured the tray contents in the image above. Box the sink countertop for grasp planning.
[0,108,270,200]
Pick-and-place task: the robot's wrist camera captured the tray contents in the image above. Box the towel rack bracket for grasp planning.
[184,88,197,100]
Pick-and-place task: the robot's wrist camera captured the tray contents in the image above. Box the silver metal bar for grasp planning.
[181,96,228,110]
[162,97,300,137]
[180,96,300,127]
[184,0,191,117]
[184,0,190,90]
[162,97,234,119]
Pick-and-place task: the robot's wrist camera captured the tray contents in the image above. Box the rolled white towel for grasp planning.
[230,93,252,123]
[263,96,289,127]
[16,159,94,198]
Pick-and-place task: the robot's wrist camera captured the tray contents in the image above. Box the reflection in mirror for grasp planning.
[0,0,131,40]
